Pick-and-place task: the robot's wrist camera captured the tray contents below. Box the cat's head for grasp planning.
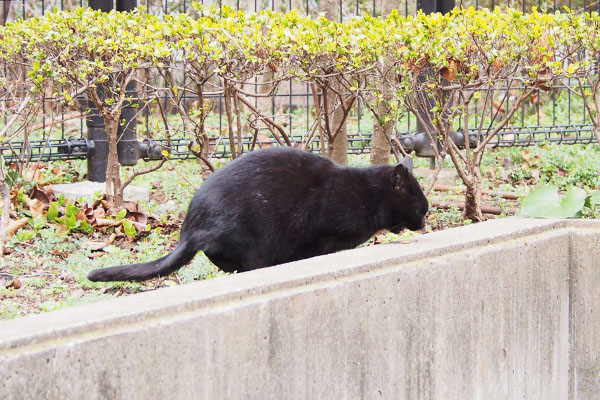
[387,156,429,233]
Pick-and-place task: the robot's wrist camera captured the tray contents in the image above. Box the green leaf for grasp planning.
[590,191,600,205]
[520,185,587,218]
[115,209,127,220]
[122,219,137,238]
[15,230,35,242]
[6,170,18,187]
[28,215,47,233]
[47,203,59,221]
[558,188,587,217]
[17,188,26,204]
[65,201,79,218]
[65,214,79,232]
[80,220,94,234]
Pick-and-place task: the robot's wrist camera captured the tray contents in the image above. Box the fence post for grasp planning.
[414,0,455,168]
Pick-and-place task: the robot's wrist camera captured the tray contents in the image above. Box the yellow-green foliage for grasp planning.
[0,5,599,131]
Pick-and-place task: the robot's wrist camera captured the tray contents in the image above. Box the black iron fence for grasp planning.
[1,0,599,175]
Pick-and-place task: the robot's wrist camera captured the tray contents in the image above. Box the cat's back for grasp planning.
[233,147,331,174]
[203,147,333,190]
[193,147,334,209]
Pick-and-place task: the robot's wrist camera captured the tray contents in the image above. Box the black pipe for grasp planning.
[86,0,139,181]
[88,0,114,12]
[416,0,455,14]
[414,0,456,168]
[86,1,113,182]
[116,0,138,11]
[86,97,110,182]
[115,0,139,166]
[117,81,140,166]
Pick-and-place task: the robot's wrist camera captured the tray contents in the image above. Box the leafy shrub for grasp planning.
[1,4,599,218]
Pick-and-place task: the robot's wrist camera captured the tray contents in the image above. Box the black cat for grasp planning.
[88,147,428,281]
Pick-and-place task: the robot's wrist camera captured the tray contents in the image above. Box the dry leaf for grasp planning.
[8,277,21,290]
[56,224,68,233]
[131,221,148,233]
[7,218,29,237]
[440,59,459,81]
[127,211,147,225]
[492,57,504,72]
[537,83,552,91]
[83,240,108,252]
[268,61,279,73]
[30,185,52,205]
[122,201,139,213]
[25,164,43,182]
[51,248,68,258]
[492,101,506,114]
[537,68,552,83]
[26,199,45,218]
[9,187,19,207]
[84,207,95,219]
[94,218,122,228]
[76,208,87,222]
[93,207,106,220]
[557,168,568,176]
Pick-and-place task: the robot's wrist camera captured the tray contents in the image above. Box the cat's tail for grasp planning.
[87,240,198,282]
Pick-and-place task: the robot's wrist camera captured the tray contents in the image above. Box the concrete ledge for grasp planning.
[1,218,599,399]
[51,181,150,202]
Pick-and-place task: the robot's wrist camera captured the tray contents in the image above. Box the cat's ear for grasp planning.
[392,156,413,188]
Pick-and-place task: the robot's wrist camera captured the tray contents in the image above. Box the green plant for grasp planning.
[122,219,137,238]
[520,184,598,218]
[4,5,597,219]
[28,215,47,234]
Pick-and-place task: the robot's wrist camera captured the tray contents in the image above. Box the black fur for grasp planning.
[87,147,428,282]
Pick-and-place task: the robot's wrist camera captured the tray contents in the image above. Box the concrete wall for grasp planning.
[569,228,600,399]
[0,218,598,399]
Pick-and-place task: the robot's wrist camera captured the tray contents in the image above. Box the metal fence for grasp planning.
[1,0,599,169]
